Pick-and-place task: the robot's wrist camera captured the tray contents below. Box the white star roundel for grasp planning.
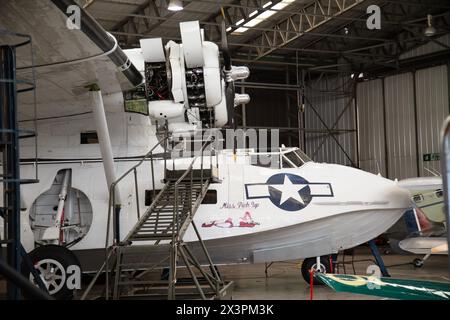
[244,173,334,212]
[266,173,312,211]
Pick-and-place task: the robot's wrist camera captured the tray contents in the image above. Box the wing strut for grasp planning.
[88,84,122,242]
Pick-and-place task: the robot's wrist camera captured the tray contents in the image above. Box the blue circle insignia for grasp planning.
[266,173,312,211]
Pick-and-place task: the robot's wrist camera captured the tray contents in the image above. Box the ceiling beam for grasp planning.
[243,0,366,60]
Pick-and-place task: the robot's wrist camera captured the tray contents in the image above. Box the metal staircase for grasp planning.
[1,31,45,300]
[126,180,207,243]
[82,134,232,300]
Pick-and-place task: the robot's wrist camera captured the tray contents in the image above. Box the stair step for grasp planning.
[139,224,174,229]
[139,223,173,232]
[134,231,172,236]
[145,215,185,219]
[145,216,175,220]
[140,221,180,226]
[144,215,185,220]
[143,218,187,224]
[147,212,176,216]
[141,220,184,225]
[142,217,187,224]
[129,235,173,241]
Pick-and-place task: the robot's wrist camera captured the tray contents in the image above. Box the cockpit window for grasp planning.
[281,148,312,168]
[251,148,312,169]
[413,194,424,203]
[294,149,312,163]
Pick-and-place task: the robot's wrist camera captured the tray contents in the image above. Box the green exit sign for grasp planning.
[423,153,440,162]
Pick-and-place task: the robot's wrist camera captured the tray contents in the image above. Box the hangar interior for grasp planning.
[82,0,450,177]
[1,0,450,300]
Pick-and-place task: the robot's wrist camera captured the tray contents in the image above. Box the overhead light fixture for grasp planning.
[233,0,295,34]
[168,0,183,11]
[424,14,436,37]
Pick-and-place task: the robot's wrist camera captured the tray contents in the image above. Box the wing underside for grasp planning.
[0,0,143,120]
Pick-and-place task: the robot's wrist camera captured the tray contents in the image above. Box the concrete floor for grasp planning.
[221,248,450,300]
[1,246,449,300]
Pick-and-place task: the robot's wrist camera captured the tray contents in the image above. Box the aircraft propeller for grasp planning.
[220,19,237,131]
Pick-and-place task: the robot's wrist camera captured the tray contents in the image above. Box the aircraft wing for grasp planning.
[399,237,448,255]
[315,273,450,300]
[398,176,443,191]
[0,0,143,121]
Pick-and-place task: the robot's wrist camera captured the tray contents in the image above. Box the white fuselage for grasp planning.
[3,108,411,270]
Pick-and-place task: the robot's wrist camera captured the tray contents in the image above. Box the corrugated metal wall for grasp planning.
[356,65,449,179]
[356,79,386,175]
[415,65,449,176]
[384,73,418,180]
[305,75,356,166]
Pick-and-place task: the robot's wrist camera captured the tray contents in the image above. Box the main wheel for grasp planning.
[301,256,332,285]
[21,245,81,300]
[413,258,424,268]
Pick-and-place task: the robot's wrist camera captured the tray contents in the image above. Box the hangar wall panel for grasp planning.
[356,79,386,176]
[305,75,356,166]
[356,65,449,180]
[415,65,449,176]
[384,73,418,180]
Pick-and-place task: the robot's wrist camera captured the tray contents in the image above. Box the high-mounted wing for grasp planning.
[0,0,142,121]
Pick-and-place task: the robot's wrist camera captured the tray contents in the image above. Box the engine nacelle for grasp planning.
[124,20,250,135]
[148,100,184,120]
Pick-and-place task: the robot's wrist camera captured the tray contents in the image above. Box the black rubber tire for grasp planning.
[301,256,332,285]
[413,258,424,268]
[21,245,81,300]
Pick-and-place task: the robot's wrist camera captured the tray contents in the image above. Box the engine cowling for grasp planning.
[124,20,250,135]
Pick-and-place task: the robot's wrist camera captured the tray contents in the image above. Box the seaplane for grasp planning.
[0,0,412,299]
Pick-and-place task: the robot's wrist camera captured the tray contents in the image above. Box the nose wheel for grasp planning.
[301,256,332,285]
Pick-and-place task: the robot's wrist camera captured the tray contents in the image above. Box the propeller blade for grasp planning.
[221,20,232,71]
[225,82,236,129]
[220,17,237,130]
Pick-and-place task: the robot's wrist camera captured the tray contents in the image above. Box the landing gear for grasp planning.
[21,245,81,300]
[413,258,424,268]
[301,256,332,285]
[412,252,432,268]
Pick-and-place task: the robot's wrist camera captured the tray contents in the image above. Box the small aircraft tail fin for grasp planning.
[404,208,432,235]
[415,208,434,232]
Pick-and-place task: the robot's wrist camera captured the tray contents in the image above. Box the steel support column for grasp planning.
[441,116,450,276]
[0,45,21,300]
